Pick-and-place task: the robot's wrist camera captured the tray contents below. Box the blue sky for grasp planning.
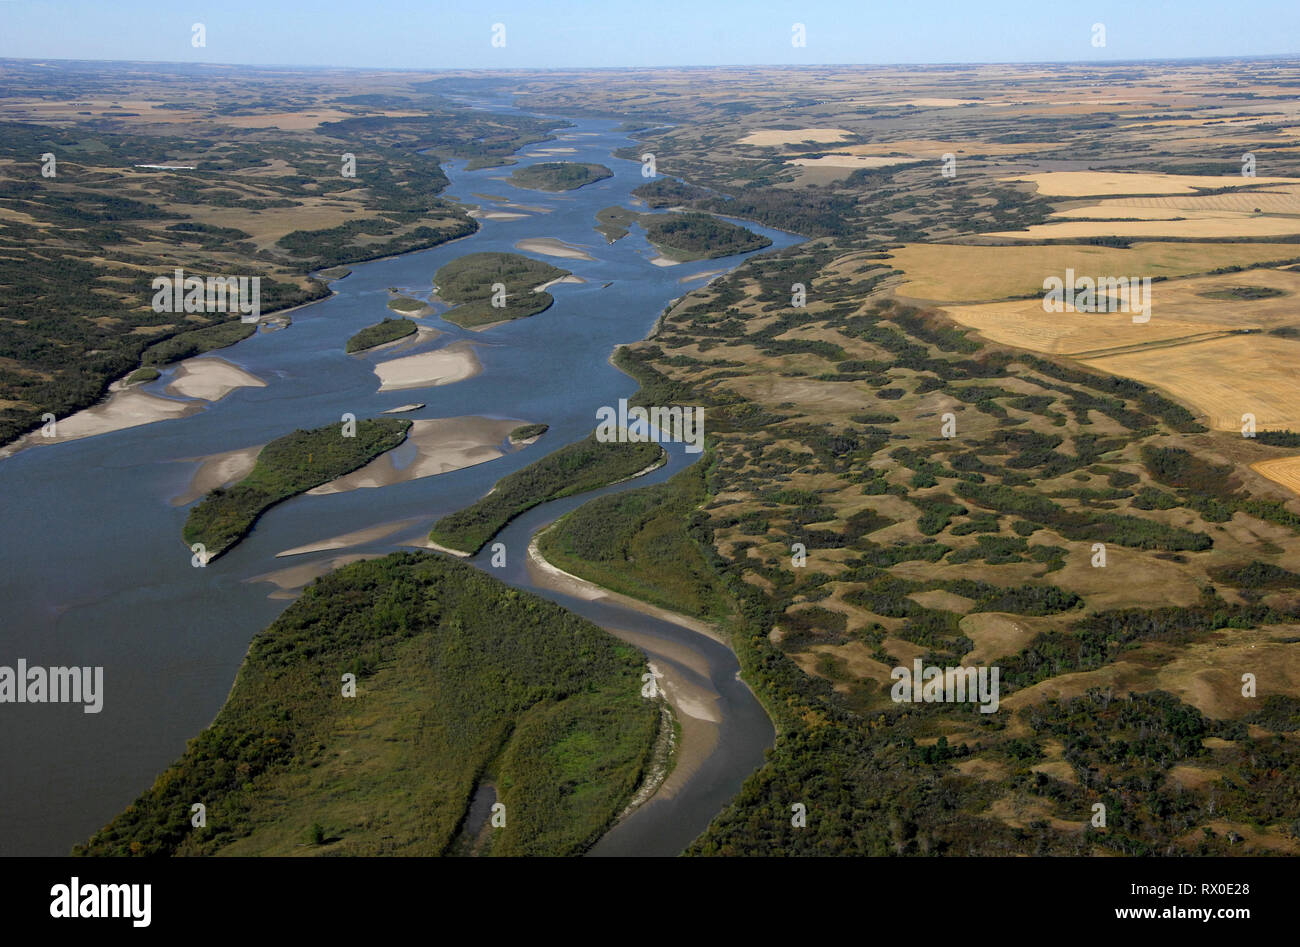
[1,0,1297,68]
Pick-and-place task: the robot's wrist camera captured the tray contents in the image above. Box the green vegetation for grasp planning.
[433,252,569,328]
[510,161,613,192]
[385,295,430,314]
[183,418,411,560]
[641,212,772,261]
[595,206,639,242]
[124,367,160,385]
[428,433,664,554]
[508,423,549,443]
[74,553,659,856]
[346,317,417,353]
[538,460,732,621]
[141,320,258,367]
[594,206,771,261]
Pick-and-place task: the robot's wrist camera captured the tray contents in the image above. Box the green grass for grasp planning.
[182,418,411,560]
[433,252,569,328]
[73,552,659,856]
[428,433,665,554]
[346,317,417,353]
[510,161,613,192]
[537,459,732,621]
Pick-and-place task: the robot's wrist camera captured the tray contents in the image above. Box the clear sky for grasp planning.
[1,0,1297,69]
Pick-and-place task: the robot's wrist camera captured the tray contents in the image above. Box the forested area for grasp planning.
[75,553,659,856]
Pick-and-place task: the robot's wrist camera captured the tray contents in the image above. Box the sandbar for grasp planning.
[514,237,597,261]
[534,274,587,292]
[166,356,266,402]
[171,443,263,506]
[306,415,524,494]
[275,518,425,558]
[373,340,481,391]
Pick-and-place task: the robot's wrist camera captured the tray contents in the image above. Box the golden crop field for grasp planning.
[888,242,1300,302]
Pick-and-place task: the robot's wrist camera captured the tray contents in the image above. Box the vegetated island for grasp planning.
[386,294,434,316]
[346,317,418,353]
[182,418,411,561]
[433,252,570,328]
[509,422,548,444]
[509,161,613,192]
[595,207,771,260]
[73,552,661,856]
[428,433,665,555]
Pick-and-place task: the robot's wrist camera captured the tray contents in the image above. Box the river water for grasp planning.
[0,107,796,856]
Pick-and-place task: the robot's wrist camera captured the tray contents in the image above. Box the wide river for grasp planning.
[0,104,798,856]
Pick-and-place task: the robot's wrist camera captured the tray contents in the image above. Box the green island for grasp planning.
[509,422,549,443]
[346,317,418,353]
[595,207,771,260]
[183,418,411,560]
[385,295,433,315]
[428,433,665,554]
[509,161,613,192]
[433,252,570,328]
[74,552,660,856]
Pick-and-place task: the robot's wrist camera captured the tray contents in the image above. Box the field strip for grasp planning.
[1067,329,1248,360]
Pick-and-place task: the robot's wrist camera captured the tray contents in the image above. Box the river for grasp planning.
[0,104,797,856]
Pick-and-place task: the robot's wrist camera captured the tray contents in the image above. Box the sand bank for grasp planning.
[275,518,425,558]
[468,209,530,221]
[166,356,266,402]
[534,274,587,292]
[373,340,481,391]
[245,554,384,600]
[514,237,597,261]
[306,416,524,495]
[0,388,204,458]
[171,443,263,506]
[381,403,424,414]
